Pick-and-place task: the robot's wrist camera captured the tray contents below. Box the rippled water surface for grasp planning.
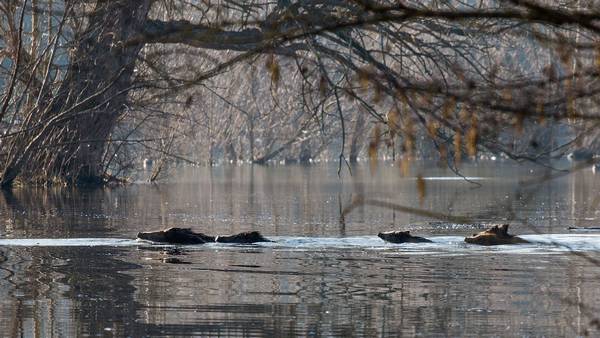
[1,162,600,337]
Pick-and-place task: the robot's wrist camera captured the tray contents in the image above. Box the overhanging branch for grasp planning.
[132,20,265,50]
[129,2,600,54]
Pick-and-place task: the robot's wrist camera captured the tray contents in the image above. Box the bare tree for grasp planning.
[1,0,600,187]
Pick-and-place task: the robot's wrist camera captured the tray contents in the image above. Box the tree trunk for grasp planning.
[248,116,255,161]
[226,142,237,162]
[349,110,366,163]
[0,1,152,187]
[298,138,312,163]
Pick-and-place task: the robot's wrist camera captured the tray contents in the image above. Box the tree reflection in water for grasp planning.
[0,164,599,336]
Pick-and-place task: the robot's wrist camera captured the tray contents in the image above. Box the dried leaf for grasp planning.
[466,116,478,158]
[535,97,545,124]
[567,95,576,118]
[319,75,328,98]
[399,155,410,177]
[502,89,512,103]
[514,113,525,134]
[270,62,280,86]
[357,67,371,91]
[404,116,415,156]
[459,106,470,122]
[438,143,447,167]
[368,125,381,174]
[426,119,439,138]
[596,44,600,72]
[373,84,382,104]
[265,54,280,87]
[442,98,456,119]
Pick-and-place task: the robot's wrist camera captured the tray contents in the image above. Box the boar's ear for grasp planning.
[499,224,509,236]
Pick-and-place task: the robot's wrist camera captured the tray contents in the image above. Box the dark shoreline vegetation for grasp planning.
[2,0,600,336]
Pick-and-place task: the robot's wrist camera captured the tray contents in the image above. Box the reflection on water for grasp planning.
[0,162,600,336]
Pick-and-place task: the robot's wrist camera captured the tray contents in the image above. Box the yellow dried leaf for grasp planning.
[265,54,280,87]
[442,98,456,119]
[466,121,478,158]
[567,95,576,118]
[399,155,410,177]
[426,119,439,138]
[459,106,470,122]
[270,62,280,86]
[596,44,600,72]
[403,116,415,156]
[357,68,371,91]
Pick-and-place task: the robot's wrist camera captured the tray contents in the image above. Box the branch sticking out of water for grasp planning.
[341,196,472,224]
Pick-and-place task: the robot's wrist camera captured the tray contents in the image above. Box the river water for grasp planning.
[0,162,599,337]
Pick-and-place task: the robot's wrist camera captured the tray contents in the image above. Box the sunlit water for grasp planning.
[1,161,599,337]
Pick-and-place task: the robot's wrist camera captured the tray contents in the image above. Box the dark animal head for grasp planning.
[137,228,171,242]
[243,231,270,242]
[378,231,411,242]
[215,231,271,243]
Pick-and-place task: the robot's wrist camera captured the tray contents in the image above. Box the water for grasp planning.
[0,162,599,337]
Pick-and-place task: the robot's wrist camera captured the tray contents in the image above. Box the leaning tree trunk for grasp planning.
[0,1,152,187]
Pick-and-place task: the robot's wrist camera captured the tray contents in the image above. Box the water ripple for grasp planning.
[0,234,599,255]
